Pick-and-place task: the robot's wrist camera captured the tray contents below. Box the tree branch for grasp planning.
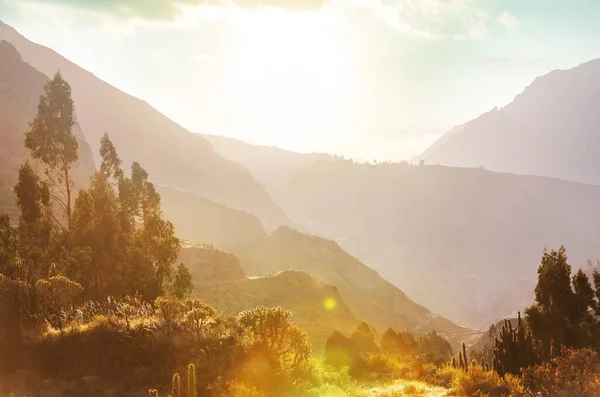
[40,203,68,236]
[48,192,69,215]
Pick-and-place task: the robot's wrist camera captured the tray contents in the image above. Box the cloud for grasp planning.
[352,0,491,41]
[496,11,520,33]
[8,0,327,20]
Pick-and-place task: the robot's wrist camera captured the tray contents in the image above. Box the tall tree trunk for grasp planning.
[65,166,72,250]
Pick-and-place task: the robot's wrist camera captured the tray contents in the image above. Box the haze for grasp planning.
[3,0,600,160]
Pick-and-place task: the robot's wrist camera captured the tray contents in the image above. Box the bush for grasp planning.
[521,348,600,396]
[450,363,503,396]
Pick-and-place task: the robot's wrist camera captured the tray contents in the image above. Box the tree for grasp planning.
[237,307,311,369]
[25,71,78,235]
[417,330,453,365]
[351,322,379,355]
[183,298,216,339]
[381,328,417,357]
[35,275,84,330]
[13,162,55,281]
[155,296,185,330]
[172,263,193,299]
[0,214,19,278]
[525,246,600,350]
[68,134,181,299]
[0,274,30,370]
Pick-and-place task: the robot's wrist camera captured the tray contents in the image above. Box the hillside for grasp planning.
[417,58,600,184]
[228,226,479,350]
[263,160,600,328]
[0,40,95,216]
[202,134,332,192]
[192,271,359,351]
[179,244,248,282]
[156,185,265,247]
[0,21,290,230]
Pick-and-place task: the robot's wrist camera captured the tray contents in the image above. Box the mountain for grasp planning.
[260,159,600,328]
[156,185,265,247]
[179,244,248,282]
[0,21,289,230]
[228,226,480,350]
[202,134,332,195]
[417,58,600,184]
[0,40,95,217]
[182,244,359,351]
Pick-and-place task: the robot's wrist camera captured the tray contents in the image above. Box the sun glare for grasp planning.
[223,9,356,150]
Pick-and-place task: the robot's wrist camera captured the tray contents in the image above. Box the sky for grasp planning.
[1,0,600,161]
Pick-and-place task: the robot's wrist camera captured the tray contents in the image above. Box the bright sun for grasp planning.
[223,9,356,151]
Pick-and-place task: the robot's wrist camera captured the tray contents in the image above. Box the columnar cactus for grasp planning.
[491,312,545,377]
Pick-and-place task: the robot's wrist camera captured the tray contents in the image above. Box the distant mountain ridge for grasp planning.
[0,20,290,230]
[417,57,600,184]
[229,226,481,351]
[230,157,600,328]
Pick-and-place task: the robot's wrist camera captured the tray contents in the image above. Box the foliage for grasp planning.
[521,347,600,397]
[13,162,55,281]
[381,328,416,357]
[525,246,600,351]
[449,362,504,396]
[237,307,311,371]
[171,263,193,299]
[351,322,379,356]
[0,214,19,277]
[183,298,217,340]
[416,330,453,366]
[155,296,185,329]
[35,275,84,329]
[67,133,181,299]
[25,71,78,234]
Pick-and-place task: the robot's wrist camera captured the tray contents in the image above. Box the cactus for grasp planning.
[148,390,159,397]
[451,356,456,368]
[171,373,181,397]
[458,351,464,370]
[187,363,196,397]
[462,342,468,369]
[490,313,545,377]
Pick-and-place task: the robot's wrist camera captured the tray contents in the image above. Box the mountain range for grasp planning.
[0,20,289,231]
[417,58,600,185]
[4,18,600,349]
[0,21,476,351]
[204,134,600,328]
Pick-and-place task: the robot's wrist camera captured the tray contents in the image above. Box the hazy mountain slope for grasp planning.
[179,244,247,282]
[418,58,600,183]
[0,41,95,216]
[414,124,464,163]
[184,245,359,351]
[0,21,289,230]
[229,226,478,350]
[265,159,600,327]
[156,185,265,247]
[202,134,332,192]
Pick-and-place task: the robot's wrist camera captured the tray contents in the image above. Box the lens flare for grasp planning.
[324,297,337,311]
